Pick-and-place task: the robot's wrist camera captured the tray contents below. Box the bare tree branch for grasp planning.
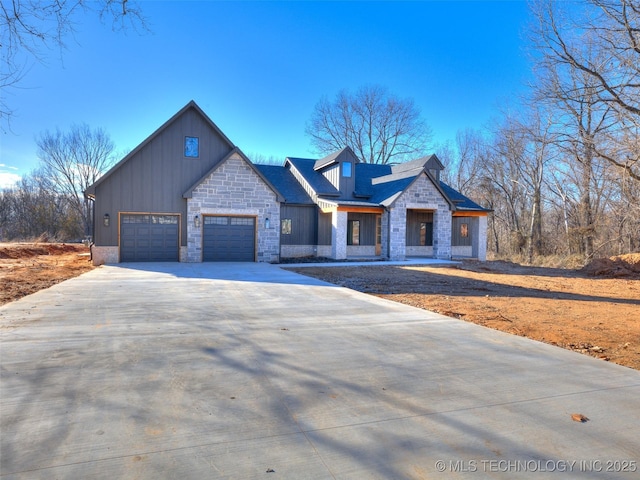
[305,85,432,164]
[0,0,148,127]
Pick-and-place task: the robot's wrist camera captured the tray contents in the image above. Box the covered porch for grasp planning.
[318,200,384,260]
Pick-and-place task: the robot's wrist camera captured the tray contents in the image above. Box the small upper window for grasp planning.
[460,223,469,238]
[185,136,199,158]
[342,162,352,178]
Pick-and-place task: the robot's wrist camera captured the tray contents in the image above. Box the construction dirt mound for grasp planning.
[581,253,640,278]
[0,243,83,259]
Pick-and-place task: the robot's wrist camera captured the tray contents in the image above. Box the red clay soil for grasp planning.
[0,243,94,305]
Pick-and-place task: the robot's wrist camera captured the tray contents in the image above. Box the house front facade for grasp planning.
[86,101,489,265]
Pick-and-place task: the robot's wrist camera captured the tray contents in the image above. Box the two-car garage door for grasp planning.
[120,214,256,262]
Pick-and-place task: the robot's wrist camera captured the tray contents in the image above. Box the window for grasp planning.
[122,214,150,224]
[418,221,433,246]
[151,215,178,224]
[231,217,254,226]
[460,223,469,238]
[205,216,228,225]
[184,136,199,157]
[347,220,360,245]
[342,162,352,178]
[281,218,292,235]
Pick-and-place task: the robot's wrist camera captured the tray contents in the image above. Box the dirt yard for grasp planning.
[289,255,640,371]
[1,244,638,370]
[0,243,94,306]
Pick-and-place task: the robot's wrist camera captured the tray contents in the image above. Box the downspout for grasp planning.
[385,207,391,260]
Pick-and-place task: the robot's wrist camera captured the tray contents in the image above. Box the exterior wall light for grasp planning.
[194,215,200,228]
[265,217,270,229]
[103,213,110,227]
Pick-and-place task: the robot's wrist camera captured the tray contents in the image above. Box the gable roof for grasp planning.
[286,157,341,197]
[183,147,284,201]
[253,164,314,205]
[86,100,234,197]
[273,151,488,213]
[313,146,359,170]
[439,182,490,212]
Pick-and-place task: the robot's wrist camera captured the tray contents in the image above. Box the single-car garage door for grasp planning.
[120,214,179,262]
[203,216,255,262]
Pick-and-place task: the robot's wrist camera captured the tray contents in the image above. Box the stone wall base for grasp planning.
[452,246,473,258]
[281,245,316,258]
[91,246,119,265]
[406,246,434,257]
[346,245,377,257]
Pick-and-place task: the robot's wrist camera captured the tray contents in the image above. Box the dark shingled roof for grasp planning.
[253,164,314,205]
[439,182,489,211]
[286,157,341,197]
[258,153,489,213]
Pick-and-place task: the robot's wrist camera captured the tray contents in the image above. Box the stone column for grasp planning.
[388,207,407,261]
[476,216,488,261]
[331,210,347,260]
[186,200,202,263]
[433,209,452,259]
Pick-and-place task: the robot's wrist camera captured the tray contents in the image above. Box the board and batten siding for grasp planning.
[452,216,473,246]
[92,106,234,247]
[347,212,377,245]
[280,205,317,245]
[406,210,434,246]
[318,211,332,246]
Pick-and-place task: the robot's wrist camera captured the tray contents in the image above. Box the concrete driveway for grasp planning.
[1,263,639,479]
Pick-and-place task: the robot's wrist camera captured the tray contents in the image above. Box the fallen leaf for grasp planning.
[571,413,589,423]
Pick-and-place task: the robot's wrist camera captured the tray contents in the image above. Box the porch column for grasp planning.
[432,208,452,259]
[388,207,407,261]
[331,210,347,260]
[475,216,487,261]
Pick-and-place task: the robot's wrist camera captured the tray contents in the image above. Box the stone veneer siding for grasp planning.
[331,210,348,259]
[90,246,119,265]
[406,246,434,257]
[451,246,473,257]
[346,245,377,256]
[280,245,316,258]
[186,153,280,263]
[388,174,452,260]
[476,216,488,261]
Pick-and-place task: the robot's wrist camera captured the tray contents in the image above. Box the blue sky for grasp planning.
[1,0,532,189]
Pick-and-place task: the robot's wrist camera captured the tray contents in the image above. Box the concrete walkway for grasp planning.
[1,262,638,479]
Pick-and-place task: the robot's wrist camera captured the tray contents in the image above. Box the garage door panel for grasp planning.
[120,214,179,262]
[203,216,255,262]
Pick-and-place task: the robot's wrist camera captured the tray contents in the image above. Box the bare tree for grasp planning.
[515,110,557,262]
[0,170,82,240]
[1,0,147,125]
[530,0,640,180]
[306,85,432,164]
[451,128,488,193]
[36,124,116,237]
